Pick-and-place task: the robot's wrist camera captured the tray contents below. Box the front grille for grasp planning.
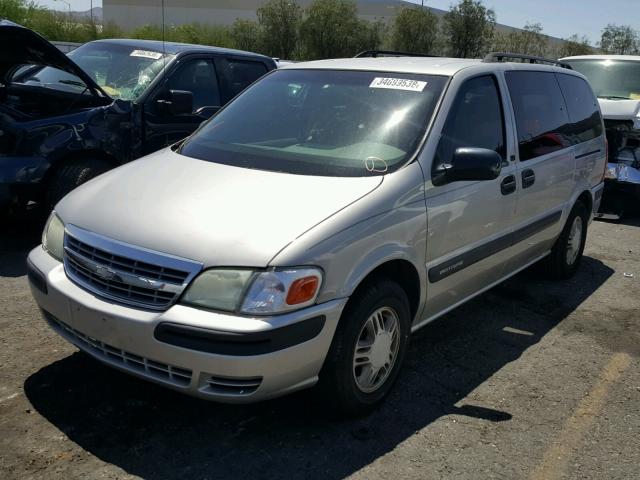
[44,311,192,387]
[63,225,202,310]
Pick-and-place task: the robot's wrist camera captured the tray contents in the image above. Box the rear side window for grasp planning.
[556,74,603,144]
[436,75,506,165]
[505,71,572,161]
[219,59,268,98]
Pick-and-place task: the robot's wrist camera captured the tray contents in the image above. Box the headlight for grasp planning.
[42,212,65,261]
[181,267,322,315]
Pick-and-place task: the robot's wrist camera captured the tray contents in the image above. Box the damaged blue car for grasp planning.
[0,20,276,211]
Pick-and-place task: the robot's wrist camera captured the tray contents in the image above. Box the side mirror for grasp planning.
[158,89,193,116]
[433,147,502,185]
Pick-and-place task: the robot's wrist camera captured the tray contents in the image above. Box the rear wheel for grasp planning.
[544,201,589,279]
[319,278,411,415]
[46,158,111,211]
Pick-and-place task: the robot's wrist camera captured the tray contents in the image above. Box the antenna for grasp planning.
[161,0,167,89]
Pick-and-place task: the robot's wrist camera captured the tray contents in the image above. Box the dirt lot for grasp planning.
[0,213,638,480]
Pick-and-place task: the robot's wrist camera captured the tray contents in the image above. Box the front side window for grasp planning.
[169,59,221,111]
[179,69,448,177]
[556,73,603,144]
[505,71,572,161]
[564,59,640,100]
[436,75,506,166]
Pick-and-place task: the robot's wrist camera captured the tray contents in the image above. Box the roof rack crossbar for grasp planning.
[483,52,573,70]
[355,50,440,58]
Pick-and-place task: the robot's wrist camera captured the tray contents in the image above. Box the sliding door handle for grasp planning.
[522,169,536,189]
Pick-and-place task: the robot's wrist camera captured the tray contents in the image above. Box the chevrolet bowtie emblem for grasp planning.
[94,265,117,281]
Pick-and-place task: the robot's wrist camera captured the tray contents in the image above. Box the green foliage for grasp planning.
[557,34,593,58]
[0,0,625,63]
[257,0,302,59]
[493,23,550,58]
[230,19,262,53]
[390,6,440,55]
[443,0,495,58]
[600,24,639,55]
[301,0,364,59]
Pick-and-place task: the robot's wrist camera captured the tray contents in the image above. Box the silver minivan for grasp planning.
[28,55,606,413]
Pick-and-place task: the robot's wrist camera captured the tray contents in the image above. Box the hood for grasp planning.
[56,148,383,267]
[0,20,107,97]
[598,98,640,127]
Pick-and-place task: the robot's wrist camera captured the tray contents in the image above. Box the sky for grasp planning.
[35,0,640,44]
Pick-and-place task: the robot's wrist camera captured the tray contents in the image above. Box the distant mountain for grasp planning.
[67,7,103,22]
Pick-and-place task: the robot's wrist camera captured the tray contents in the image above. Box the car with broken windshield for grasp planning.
[28,53,606,413]
[562,55,640,217]
[0,21,275,212]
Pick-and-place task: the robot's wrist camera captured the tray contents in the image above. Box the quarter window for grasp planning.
[556,74,603,144]
[436,75,506,166]
[505,71,572,161]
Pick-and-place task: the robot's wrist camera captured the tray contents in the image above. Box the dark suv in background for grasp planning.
[0,20,276,212]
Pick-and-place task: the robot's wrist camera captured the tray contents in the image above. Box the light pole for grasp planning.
[54,0,72,16]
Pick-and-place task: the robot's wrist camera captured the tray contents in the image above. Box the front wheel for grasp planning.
[544,201,589,279]
[319,278,411,415]
[45,158,111,211]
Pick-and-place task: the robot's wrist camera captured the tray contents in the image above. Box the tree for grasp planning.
[353,19,386,54]
[257,0,302,60]
[443,0,495,58]
[231,19,264,53]
[301,0,363,59]
[557,34,593,58]
[492,23,550,57]
[600,24,638,55]
[390,6,440,54]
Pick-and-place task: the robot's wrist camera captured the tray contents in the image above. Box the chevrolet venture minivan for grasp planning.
[28,53,606,413]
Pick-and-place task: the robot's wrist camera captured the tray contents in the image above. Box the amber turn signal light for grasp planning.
[286,276,320,305]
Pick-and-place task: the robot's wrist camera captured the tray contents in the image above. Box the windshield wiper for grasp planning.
[598,95,631,100]
[58,79,85,87]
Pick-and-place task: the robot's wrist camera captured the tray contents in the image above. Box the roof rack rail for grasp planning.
[483,52,573,70]
[355,50,440,58]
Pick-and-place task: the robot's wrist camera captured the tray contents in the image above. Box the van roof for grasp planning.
[279,56,581,77]
[561,54,640,62]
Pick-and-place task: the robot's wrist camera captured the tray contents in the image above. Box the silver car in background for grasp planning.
[28,55,606,413]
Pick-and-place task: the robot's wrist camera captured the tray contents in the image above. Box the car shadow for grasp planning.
[23,256,613,480]
[0,210,44,277]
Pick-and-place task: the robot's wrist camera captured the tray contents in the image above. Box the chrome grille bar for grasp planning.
[63,224,202,310]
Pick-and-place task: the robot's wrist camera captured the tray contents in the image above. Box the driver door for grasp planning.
[423,74,519,320]
[143,56,222,154]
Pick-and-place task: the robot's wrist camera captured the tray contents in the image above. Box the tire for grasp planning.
[318,277,411,415]
[46,158,111,211]
[544,201,589,279]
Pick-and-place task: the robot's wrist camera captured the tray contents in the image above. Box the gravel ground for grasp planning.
[0,213,638,480]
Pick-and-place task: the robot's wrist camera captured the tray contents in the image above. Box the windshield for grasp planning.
[15,42,173,101]
[179,69,448,176]
[565,59,640,100]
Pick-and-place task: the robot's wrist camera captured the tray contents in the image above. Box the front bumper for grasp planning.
[605,162,640,186]
[0,155,49,208]
[27,246,347,403]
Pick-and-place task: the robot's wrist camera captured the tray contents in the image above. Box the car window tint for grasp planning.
[220,59,268,98]
[169,59,220,111]
[505,71,572,161]
[436,75,506,166]
[556,73,603,144]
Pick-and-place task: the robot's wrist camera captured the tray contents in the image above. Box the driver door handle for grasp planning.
[501,175,516,195]
[522,169,536,189]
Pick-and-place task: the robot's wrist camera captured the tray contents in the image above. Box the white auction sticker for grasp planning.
[130,49,163,60]
[369,77,427,92]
